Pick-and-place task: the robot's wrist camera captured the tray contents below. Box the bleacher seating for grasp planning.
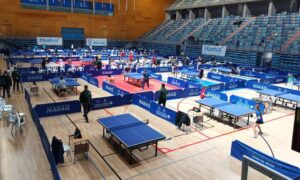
[140,13,300,55]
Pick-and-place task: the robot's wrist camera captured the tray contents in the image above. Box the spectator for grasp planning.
[142,69,150,89]
[11,68,20,91]
[158,84,168,107]
[2,71,12,98]
[80,85,92,123]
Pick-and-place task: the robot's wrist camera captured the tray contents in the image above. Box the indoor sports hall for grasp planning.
[1,0,300,180]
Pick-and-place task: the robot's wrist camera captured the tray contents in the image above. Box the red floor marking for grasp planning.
[190,126,211,139]
[97,75,180,94]
[124,105,129,113]
[160,113,294,154]
[104,109,114,116]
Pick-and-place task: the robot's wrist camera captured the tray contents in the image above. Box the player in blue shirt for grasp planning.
[253,104,263,138]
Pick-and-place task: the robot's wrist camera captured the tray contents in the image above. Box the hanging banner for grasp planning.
[37,37,63,46]
[202,45,226,57]
[86,38,107,46]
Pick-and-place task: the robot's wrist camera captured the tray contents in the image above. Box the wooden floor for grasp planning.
[2,58,300,180]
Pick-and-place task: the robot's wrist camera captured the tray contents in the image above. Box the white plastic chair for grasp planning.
[12,107,27,128]
[63,144,72,161]
[8,113,19,135]
[0,98,13,120]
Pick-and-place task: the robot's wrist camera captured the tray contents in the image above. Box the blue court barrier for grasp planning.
[24,89,61,180]
[240,70,258,78]
[207,72,224,81]
[84,65,96,72]
[102,81,115,94]
[246,81,270,90]
[206,90,228,101]
[113,86,130,96]
[268,85,300,96]
[122,94,134,105]
[184,88,201,97]
[150,102,177,124]
[155,67,172,73]
[186,81,202,88]
[91,69,123,76]
[88,76,99,87]
[20,72,81,82]
[167,77,186,88]
[231,140,300,180]
[137,68,156,73]
[260,78,276,84]
[81,72,89,81]
[150,73,162,81]
[230,95,257,110]
[92,95,123,110]
[274,76,287,83]
[102,81,130,96]
[207,83,225,92]
[224,81,246,90]
[133,95,152,111]
[80,72,99,87]
[154,89,184,101]
[34,101,81,118]
[136,91,155,100]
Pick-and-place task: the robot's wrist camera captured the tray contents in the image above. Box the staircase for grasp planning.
[180,19,212,43]
[145,20,174,41]
[163,20,191,40]
[221,17,256,45]
[281,30,300,51]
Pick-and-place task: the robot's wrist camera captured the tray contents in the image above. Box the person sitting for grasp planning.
[57,76,67,96]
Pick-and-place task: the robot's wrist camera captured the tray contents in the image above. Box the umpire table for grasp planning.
[98,114,166,163]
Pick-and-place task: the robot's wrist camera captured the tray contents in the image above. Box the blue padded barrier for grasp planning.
[231,140,300,180]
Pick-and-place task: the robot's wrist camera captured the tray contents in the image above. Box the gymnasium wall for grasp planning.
[0,0,174,40]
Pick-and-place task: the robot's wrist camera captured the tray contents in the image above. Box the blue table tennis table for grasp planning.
[181,71,199,81]
[196,98,254,128]
[124,73,145,87]
[49,78,81,95]
[98,114,166,163]
[257,89,300,108]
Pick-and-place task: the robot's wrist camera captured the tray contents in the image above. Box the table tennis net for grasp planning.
[109,120,149,131]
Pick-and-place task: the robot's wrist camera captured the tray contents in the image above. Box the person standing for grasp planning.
[253,104,264,138]
[199,69,204,80]
[2,71,12,98]
[57,76,67,96]
[80,85,92,123]
[158,84,168,107]
[96,59,102,70]
[200,87,206,99]
[11,68,20,92]
[287,73,296,89]
[142,69,150,89]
